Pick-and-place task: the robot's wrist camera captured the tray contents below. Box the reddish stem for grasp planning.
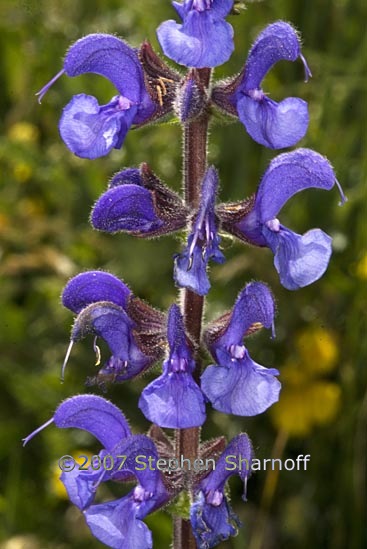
[173,68,211,549]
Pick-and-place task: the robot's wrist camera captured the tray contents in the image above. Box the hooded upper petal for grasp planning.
[213,282,275,357]
[91,184,164,234]
[71,302,151,379]
[64,34,144,103]
[239,22,308,91]
[157,1,234,68]
[53,395,131,450]
[254,149,337,222]
[62,271,131,314]
[91,165,188,237]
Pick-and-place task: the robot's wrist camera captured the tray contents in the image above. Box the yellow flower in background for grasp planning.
[49,451,93,499]
[355,252,367,280]
[270,326,341,436]
[296,327,338,375]
[7,122,39,144]
[13,162,33,183]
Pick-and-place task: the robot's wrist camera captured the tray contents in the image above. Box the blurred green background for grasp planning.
[0,0,366,548]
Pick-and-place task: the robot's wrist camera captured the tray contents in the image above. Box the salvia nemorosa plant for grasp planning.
[23,2,346,548]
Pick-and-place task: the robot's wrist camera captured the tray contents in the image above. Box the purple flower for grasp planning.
[36,34,156,159]
[91,164,188,237]
[212,21,312,149]
[174,166,225,296]
[61,271,165,383]
[139,304,206,428]
[201,282,281,416]
[218,149,346,290]
[190,433,253,548]
[157,1,235,68]
[23,395,170,549]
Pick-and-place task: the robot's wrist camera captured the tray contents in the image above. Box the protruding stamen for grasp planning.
[206,488,223,507]
[117,95,133,111]
[229,344,246,360]
[242,476,248,501]
[266,218,280,232]
[335,178,347,206]
[271,319,276,340]
[187,254,194,271]
[92,468,108,491]
[300,53,312,82]
[35,69,65,104]
[93,337,101,366]
[133,484,152,502]
[192,0,212,12]
[60,340,74,383]
[22,417,54,446]
[247,88,265,101]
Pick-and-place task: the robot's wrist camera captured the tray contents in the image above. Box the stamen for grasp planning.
[35,69,65,104]
[92,469,108,491]
[187,254,194,271]
[60,340,74,383]
[230,344,246,360]
[242,476,248,501]
[206,488,223,507]
[247,88,265,101]
[335,178,347,206]
[134,484,152,502]
[265,218,280,232]
[118,95,133,110]
[271,319,276,340]
[300,53,312,82]
[156,85,164,107]
[93,337,101,366]
[22,417,54,446]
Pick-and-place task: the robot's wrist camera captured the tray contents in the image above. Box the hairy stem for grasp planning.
[173,68,211,549]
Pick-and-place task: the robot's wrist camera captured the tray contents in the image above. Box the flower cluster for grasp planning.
[26,1,345,548]
[24,395,253,549]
